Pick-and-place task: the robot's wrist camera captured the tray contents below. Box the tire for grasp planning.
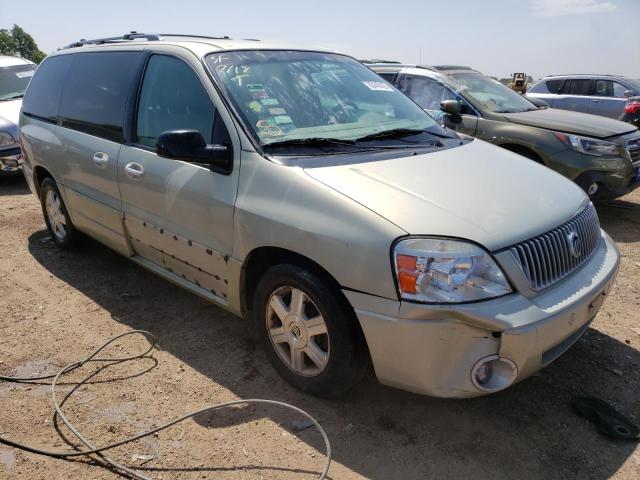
[251,263,367,397]
[39,177,78,249]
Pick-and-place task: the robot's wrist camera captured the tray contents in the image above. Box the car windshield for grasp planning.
[0,63,36,101]
[205,50,446,150]
[625,78,640,93]
[447,72,538,113]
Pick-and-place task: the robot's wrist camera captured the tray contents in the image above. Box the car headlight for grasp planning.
[0,132,16,147]
[554,132,619,157]
[393,238,512,303]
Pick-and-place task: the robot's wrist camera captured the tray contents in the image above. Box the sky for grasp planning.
[2,0,639,80]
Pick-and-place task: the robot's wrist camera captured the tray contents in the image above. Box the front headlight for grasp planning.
[393,238,512,303]
[554,132,619,157]
[0,132,16,147]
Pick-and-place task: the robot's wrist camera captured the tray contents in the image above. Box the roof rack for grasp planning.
[431,65,473,71]
[63,31,235,49]
[359,59,402,64]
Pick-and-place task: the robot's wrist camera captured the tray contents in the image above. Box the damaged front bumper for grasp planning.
[0,147,23,172]
[345,230,620,398]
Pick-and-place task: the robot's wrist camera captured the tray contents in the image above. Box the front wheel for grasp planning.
[39,178,78,248]
[251,264,367,397]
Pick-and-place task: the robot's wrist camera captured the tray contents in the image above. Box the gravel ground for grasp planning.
[1,172,639,480]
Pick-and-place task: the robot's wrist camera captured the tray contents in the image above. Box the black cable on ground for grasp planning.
[0,330,332,479]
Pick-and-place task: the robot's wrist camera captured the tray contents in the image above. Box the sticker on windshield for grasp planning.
[273,115,293,124]
[257,123,283,137]
[269,107,287,115]
[16,70,34,78]
[261,98,279,106]
[361,80,394,92]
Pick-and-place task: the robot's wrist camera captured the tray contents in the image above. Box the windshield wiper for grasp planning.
[1,94,24,101]
[262,137,358,149]
[355,128,428,142]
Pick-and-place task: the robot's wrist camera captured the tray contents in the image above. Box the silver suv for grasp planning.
[20,33,619,398]
[527,74,640,119]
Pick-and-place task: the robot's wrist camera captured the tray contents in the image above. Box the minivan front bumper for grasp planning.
[345,230,619,398]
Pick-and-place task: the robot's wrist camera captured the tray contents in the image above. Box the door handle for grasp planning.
[93,152,109,168]
[124,162,144,180]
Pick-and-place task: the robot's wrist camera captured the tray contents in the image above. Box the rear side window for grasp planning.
[377,72,398,84]
[544,79,564,94]
[562,79,593,96]
[58,52,141,143]
[22,55,72,122]
[136,55,216,148]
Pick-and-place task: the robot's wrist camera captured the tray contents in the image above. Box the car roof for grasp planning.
[540,73,630,80]
[0,56,36,67]
[366,62,477,83]
[52,32,336,58]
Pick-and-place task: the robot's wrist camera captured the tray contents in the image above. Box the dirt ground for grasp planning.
[0,172,639,480]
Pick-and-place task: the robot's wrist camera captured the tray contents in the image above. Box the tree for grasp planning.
[0,25,45,63]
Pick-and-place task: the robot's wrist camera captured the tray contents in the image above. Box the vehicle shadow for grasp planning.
[597,196,640,243]
[0,172,29,196]
[26,231,639,480]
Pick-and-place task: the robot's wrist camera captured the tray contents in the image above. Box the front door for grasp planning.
[117,54,239,302]
[395,74,478,135]
[590,79,629,118]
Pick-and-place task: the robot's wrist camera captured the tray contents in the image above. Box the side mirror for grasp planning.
[624,90,635,98]
[156,129,232,174]
[440,99,461,115]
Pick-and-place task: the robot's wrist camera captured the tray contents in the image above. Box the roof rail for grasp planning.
[359,59,402,64]
[63,32,162,49]
[63,31,235,49]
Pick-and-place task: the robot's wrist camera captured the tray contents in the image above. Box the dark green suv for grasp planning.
[368,63,640,201]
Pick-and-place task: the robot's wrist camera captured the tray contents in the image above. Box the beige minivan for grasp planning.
[20,33,620,398]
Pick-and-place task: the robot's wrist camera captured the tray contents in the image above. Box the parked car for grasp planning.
[367,63,640,201]
[21,33,620,398]
[527,74,640,119]
[0,56,35,173]
[619,96,640,128]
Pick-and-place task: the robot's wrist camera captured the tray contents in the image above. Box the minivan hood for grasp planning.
[0,99,21,127]
[502,108,636,138]
[304,140,588,251]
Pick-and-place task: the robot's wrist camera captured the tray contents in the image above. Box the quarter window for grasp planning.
[136,55,219,148]
[58,52,141,143]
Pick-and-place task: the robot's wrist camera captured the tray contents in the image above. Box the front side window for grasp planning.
[446,72,537,113]
[397,76,455,111]
[0,63,35,101]
[136,55,223,148]
[58,52,141,142]
[595,80,613,97]
[612,82,627,98]
[205,50,445,150]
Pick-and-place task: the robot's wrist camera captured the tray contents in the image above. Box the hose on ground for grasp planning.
[0,330,331,479]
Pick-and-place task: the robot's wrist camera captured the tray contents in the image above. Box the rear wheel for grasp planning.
[39,178,77,248]
[252,264,367,397]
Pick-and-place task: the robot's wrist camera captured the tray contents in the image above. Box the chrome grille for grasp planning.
[508,203,601,291]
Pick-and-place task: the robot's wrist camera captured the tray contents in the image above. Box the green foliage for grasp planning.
[0,25,46,64]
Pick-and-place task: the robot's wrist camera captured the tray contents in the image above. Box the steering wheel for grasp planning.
[330,101,360,123]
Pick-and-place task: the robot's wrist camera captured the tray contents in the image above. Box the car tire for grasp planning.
[251,263,367,397]
[39,177,78,249]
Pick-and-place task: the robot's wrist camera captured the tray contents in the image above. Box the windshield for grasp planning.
[205,51,445,150]
[448,72,538,113]
[0,63,35,101]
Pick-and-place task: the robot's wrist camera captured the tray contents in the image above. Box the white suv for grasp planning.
[0,56,35,172]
